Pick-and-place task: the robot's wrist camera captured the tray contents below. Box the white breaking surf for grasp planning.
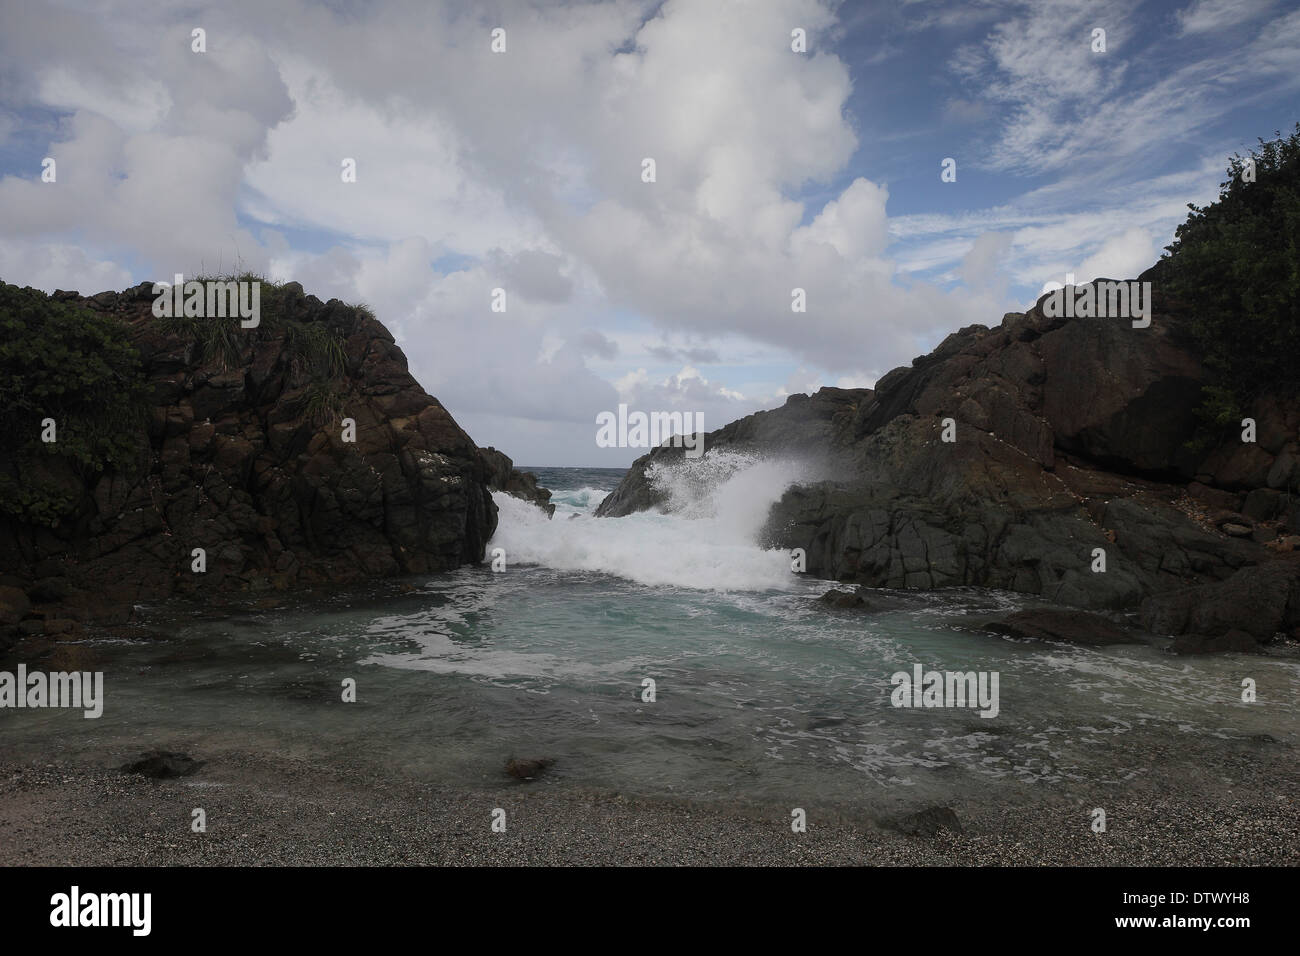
[488,451,813,592]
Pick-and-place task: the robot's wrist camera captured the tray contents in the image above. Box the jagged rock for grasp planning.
[479,446,555,517]
[1140,557,1300,652]
[595,386,865,517]
[817,588,870,609]
[595,279,1293,649]
[0,282,508,617]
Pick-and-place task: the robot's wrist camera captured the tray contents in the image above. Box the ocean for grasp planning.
[3,457,1297,814]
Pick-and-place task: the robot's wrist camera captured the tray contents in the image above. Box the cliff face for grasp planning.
[597,277,1300,652]
[0,280,541,637]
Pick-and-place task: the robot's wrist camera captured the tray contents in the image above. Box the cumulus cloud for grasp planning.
[2,0,1294,464]
[960,232,1013,291]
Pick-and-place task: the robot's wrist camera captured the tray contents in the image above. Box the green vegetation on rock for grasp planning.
[0,283,150,525]
[1159,123,1300,436]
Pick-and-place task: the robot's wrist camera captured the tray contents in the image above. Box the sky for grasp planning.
[1,0,1297,467]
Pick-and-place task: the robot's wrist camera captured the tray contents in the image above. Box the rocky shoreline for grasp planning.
[0,280,552,653]
[597,276,1300,654]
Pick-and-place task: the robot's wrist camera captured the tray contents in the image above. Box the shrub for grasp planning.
[0,283,150,525]
[1159,123,1300,436]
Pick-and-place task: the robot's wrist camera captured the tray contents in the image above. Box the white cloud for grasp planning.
[1,0,1294,465]
[1178,0,1275,35]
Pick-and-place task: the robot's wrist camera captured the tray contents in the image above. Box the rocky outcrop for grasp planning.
[597,278,1300,652]
[594,386,865,516]
[480,447,555,518]
[0,280,541,645]
[1139,556,1300,654]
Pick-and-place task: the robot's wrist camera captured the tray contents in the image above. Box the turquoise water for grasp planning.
[2,461,1297,812]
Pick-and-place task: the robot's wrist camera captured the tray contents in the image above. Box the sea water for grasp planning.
[1,454,1297,813]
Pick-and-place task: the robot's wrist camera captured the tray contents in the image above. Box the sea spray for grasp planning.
[487,451,813,591]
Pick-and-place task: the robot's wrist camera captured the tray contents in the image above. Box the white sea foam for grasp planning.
[488,451,812,591]
[548,486,611,515]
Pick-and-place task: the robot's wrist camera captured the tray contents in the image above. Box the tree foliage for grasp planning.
[0,284,149,525]
[1159,123,1300,432]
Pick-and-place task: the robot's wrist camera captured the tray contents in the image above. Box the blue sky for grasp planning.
[1,0,1297,466]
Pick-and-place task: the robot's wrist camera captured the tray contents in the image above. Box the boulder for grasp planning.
[121,751,204,779]
[1140,557,1300,651]
[505,757,554,781]
[885,806,963,838]
[985,609,1139,646]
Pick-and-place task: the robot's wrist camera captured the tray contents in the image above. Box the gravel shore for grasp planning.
[2,748,1295,866]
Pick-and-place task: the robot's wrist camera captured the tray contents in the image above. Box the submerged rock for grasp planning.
[505,757,555,781]
[121,751,204,779]
[817,588,870,610]
[985,609,1139,646]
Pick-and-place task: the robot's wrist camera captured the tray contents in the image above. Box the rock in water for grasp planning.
[505,757,554,781]
[985,609,1139,646]
[817,588,870,609]
[479,446,555,517]
[121,751,204,779]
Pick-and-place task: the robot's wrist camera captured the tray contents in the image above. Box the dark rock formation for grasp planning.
[0,281,542,646]
[884,805,963,838]
[984,608,1139,646]
[480,447,555,517]
[121,751,204,779]
[817,588,871,610]
[594,386,863,517]
[505,757,554,781]
[597,278,1300,652]
[1139,556,1300,654]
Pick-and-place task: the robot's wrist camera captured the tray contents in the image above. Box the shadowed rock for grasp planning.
[985,609,1139,646]
[479,446,555,517]
[817,588,871,610]
[505,757,554,781]
[1141,556,1300,654]
[121,751,204,779]
[594,277,1300,652]
[884,806,964,838]
[1,280,517,618]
